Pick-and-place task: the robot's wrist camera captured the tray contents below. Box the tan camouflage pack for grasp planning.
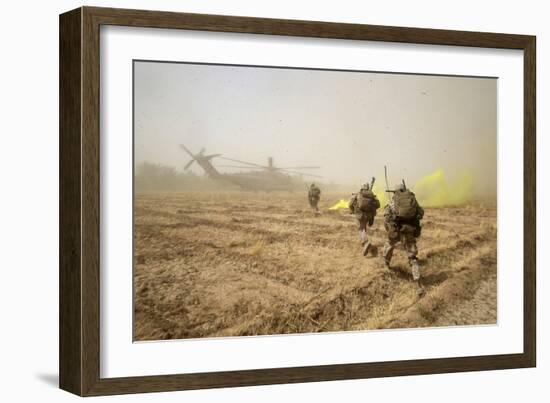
[393,189,418,219]
[309,186,321,198]
[357,189,380,213]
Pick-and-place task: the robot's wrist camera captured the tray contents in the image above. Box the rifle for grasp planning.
[384,166,395,196]
[370,176,375,190]
[349,192,357,213]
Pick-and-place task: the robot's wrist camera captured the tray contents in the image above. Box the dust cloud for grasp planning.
[134,61,497,205]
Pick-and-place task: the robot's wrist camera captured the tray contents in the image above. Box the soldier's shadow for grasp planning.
[388,261,449,287]
[387,265,412,281]
[416,258,450,286]
[421,272,449,286]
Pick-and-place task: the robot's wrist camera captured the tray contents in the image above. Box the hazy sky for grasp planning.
[134,61,496,194]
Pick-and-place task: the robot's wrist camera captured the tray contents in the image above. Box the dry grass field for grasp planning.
[133,191,497,341]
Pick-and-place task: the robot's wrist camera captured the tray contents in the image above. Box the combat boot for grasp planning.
[416,280,426,296]
[410,259,421,281]
[362,241,371,256]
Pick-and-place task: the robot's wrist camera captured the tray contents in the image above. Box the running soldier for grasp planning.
[383,183,425,294]
[308,183,321,214]
[349,181,380,256]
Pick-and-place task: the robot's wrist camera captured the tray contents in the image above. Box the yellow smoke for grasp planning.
[412,169,473,207]
[373,184,388,207]
[329,199,350,210]
[329,169,473,211]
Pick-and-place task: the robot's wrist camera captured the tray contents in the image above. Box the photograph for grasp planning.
[132,60,497,342]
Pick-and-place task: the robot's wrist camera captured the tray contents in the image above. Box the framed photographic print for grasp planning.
[59,6,536,396]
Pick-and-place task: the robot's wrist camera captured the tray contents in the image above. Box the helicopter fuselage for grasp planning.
[180,144,318,192]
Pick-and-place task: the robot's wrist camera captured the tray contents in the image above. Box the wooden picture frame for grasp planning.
[59,6,536,396]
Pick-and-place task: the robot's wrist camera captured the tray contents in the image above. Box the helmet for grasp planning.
[395,183,406,192]
[362,183,370,190]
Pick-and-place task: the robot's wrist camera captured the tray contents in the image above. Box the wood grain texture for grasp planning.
[58,6,537,396]
[81,6,102,396]
[86,354,530,396]
[86,6,531,49]
[523,38,536,367]
[59,8,82,396]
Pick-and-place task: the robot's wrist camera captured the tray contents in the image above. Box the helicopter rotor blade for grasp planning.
[215,165,264,169]
[218,156,267,168]
[274,166,321,170]
[184,159,195,170]
[204,153,222,160]
[278,169,323,178]
[179,144,195,158]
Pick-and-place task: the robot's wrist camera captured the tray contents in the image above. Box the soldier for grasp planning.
[349,181,380,256]
[308,183,321,213]
[382,183,425,294]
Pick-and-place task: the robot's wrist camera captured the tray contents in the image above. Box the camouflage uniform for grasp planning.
[308,184,321,212]
[349,183,380,255]
[382,190,424,281]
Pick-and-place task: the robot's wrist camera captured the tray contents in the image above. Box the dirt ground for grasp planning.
[133,191,497,341]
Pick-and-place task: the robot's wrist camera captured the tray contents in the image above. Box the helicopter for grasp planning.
[180,144,321,191]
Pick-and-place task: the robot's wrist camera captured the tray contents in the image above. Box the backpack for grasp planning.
[357,189,379,213]
[309,187,320,198]
[393,190,418,220]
